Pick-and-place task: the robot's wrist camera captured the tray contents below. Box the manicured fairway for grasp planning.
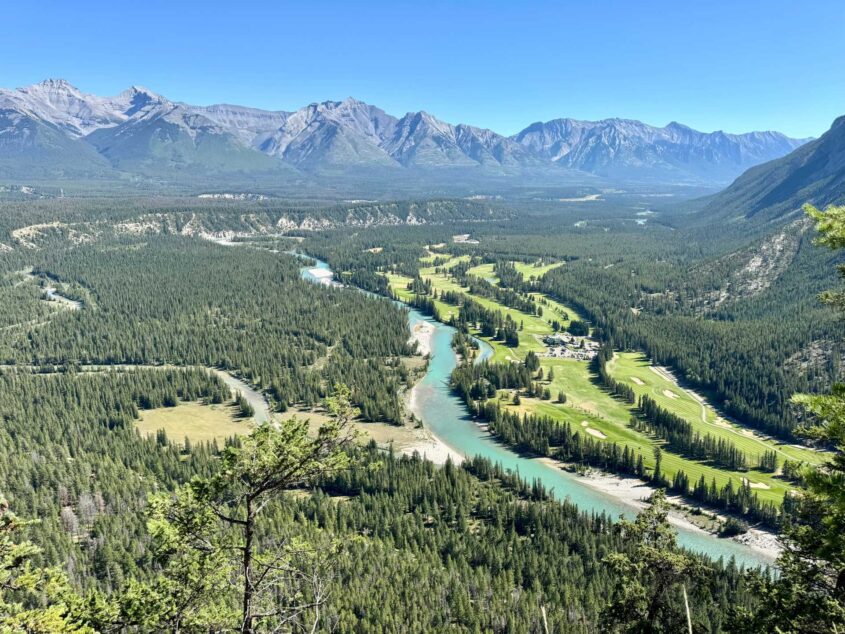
[513,260,564,280]
[385,254,814,507]
[607,352,823,466]
[466,262,497,282]
[500,357,796,506]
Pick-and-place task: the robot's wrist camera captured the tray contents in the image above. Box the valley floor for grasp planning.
[381,250,822,549]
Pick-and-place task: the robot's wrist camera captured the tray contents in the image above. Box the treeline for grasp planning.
[437,258,538,314]
[465,275,537,314]
[450,329,481,361]
[457,296,520,347]
[406,276,432,295]
[494,260,527,290]
[404,292,441,321]
[402,271,527,348]
[595,346,781,473]
[593,346,637,403]
[415,286,522,348]
[635,395,749,471]
[451,359,537,402]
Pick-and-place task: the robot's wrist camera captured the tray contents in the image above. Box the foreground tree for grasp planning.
[732,205,845,633]
[82,385,358,633]
[601,490,705,633]
[0,496,90,632]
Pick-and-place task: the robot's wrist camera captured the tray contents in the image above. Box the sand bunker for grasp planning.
[585,427,608,439]
[630,376,645,386]
[662,389,679,399]
[743,478,771,490]
[713,418,731,428]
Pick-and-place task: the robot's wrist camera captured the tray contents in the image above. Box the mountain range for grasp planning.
[0,79,811,189]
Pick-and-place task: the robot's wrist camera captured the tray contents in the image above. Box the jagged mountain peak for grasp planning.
[19,78,84,97]
[23,78,82,94]
[119,85,165,102]
[0,78,813,185]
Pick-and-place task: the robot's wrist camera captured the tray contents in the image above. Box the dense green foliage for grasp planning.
[601,490,708,633]
[308,208,842,441]
[1,237,413,422]
[0,400,759,632]
[0,368,231,589]
[3,194,839,630]
[635,395,749,471]
[735,205,845,633]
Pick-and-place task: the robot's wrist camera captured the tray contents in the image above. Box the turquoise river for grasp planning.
[299,254,774,569]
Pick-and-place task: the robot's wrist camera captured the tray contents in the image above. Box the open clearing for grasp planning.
[513,260,564,279]
[137,402,345,447]
[136,401,252,445]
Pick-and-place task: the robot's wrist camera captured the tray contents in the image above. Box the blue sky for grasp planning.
[4,0,842,138]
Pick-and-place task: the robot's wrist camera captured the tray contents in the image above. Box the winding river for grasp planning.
[299,254,773,568]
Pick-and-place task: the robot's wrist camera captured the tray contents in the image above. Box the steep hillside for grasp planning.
[0,197,507,250]
[0,106,113,178]
[86,106,290,175]
[697,115,845,226]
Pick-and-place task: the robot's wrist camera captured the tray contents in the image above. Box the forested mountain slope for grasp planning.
[695,114,845,227]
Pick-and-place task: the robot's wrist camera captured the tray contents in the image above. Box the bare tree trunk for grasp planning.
[242,498,254,634]
[540,604,550,634]
[683,584,693,634]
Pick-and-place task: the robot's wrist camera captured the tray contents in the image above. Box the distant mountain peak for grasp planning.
[511,116,810,181]
[28,78,80,92]
[666,121,692,130]
[120,85,162,99]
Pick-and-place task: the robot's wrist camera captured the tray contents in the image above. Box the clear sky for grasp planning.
[3,0,842,138]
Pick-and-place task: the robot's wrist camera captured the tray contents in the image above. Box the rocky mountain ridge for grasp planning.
[0,78,811,186]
